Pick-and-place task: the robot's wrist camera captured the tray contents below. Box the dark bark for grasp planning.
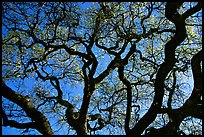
[118,66,132,134]
[128,2,187,135]
[2,2,202,135]
[129,2,202,135]
[1,82,54,135]
[109,32,201,136]
[2,109,36,129]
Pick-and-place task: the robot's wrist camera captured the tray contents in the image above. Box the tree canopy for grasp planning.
[2,2,202,135]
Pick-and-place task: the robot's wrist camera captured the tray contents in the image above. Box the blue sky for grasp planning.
[2,2,202,135]
[2,2,94,135]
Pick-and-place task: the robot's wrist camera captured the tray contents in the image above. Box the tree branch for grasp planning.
[118,66,132,134]
[129,2,187,135]
[183,2,202,19]
[1,82,54,135]
[149,50,202,135]
[2,109,36,129]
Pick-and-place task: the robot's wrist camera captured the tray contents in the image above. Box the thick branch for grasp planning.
[182,49,202,109]
[183,2,202,19]
[1,82,53,135]
[147,50,202,135]
[118,66,132,134]
[129,2,187,135]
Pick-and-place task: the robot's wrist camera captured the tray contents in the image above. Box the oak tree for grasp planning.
[2,2,202,135]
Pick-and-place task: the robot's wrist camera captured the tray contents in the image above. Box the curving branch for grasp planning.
[1,82,54,135]
[87,114,106,132]
[2,109,36,129]
[182,49,202,112]
[146,50,202,135]
[2,2,202,135]
[129,2,188,135]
